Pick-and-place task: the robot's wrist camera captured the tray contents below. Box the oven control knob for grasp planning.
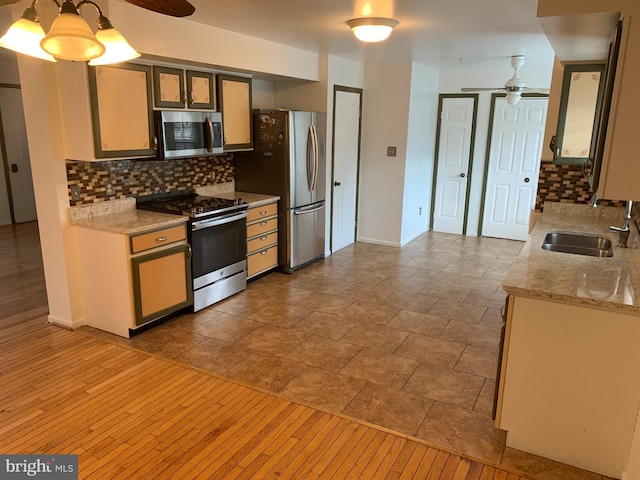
[236,198,244,205]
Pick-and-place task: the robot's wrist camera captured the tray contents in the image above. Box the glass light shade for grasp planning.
[0,15,56,62]
[506,91,522,106]
[348,18,398,43]
[88,27,140,66]
[41,11,105,61]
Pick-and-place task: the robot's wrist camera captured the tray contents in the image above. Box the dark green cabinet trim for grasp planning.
[186,70,215,109]
[216,74,253,151]
[87,63,156,159]
[153,65,186,108]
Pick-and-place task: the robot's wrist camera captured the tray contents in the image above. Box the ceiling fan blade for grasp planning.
[461,87,504,92]
[523,87,550,94]
[0,0,21,5]
[123,0,195,17]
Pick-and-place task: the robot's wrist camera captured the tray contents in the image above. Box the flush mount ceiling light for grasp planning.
[347,17,398,43]
[0,0,140,65]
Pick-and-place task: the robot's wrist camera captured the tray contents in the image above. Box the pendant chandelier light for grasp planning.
[347,17,398,43]
[0,0,140,65]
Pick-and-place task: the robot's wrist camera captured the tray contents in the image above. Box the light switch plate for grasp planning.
[387,146,397,157]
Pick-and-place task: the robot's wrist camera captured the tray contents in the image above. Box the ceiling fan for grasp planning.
[0,0,195,17]
[461,55,550,105]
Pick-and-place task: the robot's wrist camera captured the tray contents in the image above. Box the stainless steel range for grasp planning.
[137,192,248,312]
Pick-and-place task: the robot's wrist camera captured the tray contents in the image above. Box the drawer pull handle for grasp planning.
[260,210,268,215]
[260,250,268,255]
[156,236,169,242]
[260,236,268,240]
[260,221,268,226]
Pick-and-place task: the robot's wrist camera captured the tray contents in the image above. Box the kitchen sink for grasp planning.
[541,231,614,257]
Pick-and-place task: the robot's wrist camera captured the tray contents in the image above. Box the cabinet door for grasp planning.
[217,74,253,151]
[153,66,186,108]
[186,70,215,109]
[131,244,193,326]
[88,63,155,158]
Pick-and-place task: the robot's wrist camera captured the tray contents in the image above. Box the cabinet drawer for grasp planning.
[246,217,277,238]
[130,224,186,254]
[247,203,278,222]
[247,245,278,277]
[247,232,278,254]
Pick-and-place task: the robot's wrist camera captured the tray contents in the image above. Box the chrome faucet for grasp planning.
[610,200,633,248]
[588,192,599,208]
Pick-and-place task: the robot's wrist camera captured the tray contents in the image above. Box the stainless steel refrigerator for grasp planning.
[235,110,326,273]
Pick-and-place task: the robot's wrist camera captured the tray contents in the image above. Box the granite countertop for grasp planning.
[69,198,187,235]
[196,183,280,208]
[502,203,640,315]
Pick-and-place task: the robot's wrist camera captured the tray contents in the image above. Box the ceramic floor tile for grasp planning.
[225,351,307,392]
[464,289,508,309]
[192,313,263,343]
[296,292,354,315]
[479,307,505,328]
[296,311,359,340]
[394,333,465,369]
[285,335,362,371]
[375,275,428,294]
[473,379,496,415]
[442,262,489,278]
[452,275,502,293]
[338,284,394,304]
[403,363,485,409]
[428,299,487,324]
[279,366,366,412]
[340,323,409,353]
[210,293,274,317]
[415,402,506,465]
[338,269,388,287]
[410,269,460,285]
[418,283,471,302]
[439,320,501,350]
[501,447,606,480]
[339,301,400,326]
[454,345,499,379]
[342,382,434,437]
[301,276,355,295]
[128,325,209,360]
[234,324,310,356]
[340,348,419,390]
[386,310,450,338]
[163,309,224,331]
[248,303,313,328]
[172,337,252,375]
[384,292,439,314]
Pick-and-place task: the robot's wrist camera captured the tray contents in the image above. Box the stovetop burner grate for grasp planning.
[136,192,246,218]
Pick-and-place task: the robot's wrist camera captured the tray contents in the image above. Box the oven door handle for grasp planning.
[192,211,248,230]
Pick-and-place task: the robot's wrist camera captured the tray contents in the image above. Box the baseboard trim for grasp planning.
[357,237,401,248]
[47,314,83,330]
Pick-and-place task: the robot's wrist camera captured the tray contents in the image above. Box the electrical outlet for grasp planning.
[70,185,81,201]
[106,184,113,195]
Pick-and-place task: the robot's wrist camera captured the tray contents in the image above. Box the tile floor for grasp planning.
[83,231,612,480]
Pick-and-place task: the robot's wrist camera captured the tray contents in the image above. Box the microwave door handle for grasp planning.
[205,116,214,153]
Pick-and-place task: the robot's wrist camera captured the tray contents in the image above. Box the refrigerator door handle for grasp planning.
[310,124,319,191]
[306,125,314,192]
[294,204,325,215]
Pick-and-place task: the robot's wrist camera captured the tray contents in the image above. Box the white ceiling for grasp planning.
[171,0,555,70]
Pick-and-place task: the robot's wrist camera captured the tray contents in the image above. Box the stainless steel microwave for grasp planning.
[155,110,223,159]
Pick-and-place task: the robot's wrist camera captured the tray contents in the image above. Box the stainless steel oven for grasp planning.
[137,192,248,312]
[191,210,247,311]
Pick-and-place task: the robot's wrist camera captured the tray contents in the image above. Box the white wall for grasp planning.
[437,60,554,235]
[358,63,412,246]
[401,63,439,246]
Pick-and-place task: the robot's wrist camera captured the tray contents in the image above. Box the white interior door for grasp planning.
[432,97,475,234]
[482,97,548,241]
[0,87,37,224]
[331,89,361,252]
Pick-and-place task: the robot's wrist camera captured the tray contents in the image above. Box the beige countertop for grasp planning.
[502,203,640,315]
[215,191,280,208]
[69,198,187,235]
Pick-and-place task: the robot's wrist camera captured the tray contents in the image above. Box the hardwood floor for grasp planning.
[0,221,535,478]
[0,324,532,479]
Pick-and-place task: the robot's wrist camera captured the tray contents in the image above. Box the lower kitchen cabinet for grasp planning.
[73,222,192,337]
[246,201,278,279]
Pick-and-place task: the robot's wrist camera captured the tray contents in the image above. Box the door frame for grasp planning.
[478,93,549,237]
[0,82,22,225]
[330,85,363,253]
[429,93,479,235]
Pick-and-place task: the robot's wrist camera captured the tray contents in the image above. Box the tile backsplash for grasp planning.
[66,155,234,206]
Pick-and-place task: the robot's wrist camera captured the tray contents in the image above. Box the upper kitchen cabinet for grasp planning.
[153,66,215,110]
[88,63,156,159]
[598,14,640,201]
[217,74,253,151]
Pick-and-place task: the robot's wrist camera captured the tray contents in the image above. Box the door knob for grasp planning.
[459,173,466,178]
[10,163,18,173]
[334,181,341,187]
[524,177,530,183]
